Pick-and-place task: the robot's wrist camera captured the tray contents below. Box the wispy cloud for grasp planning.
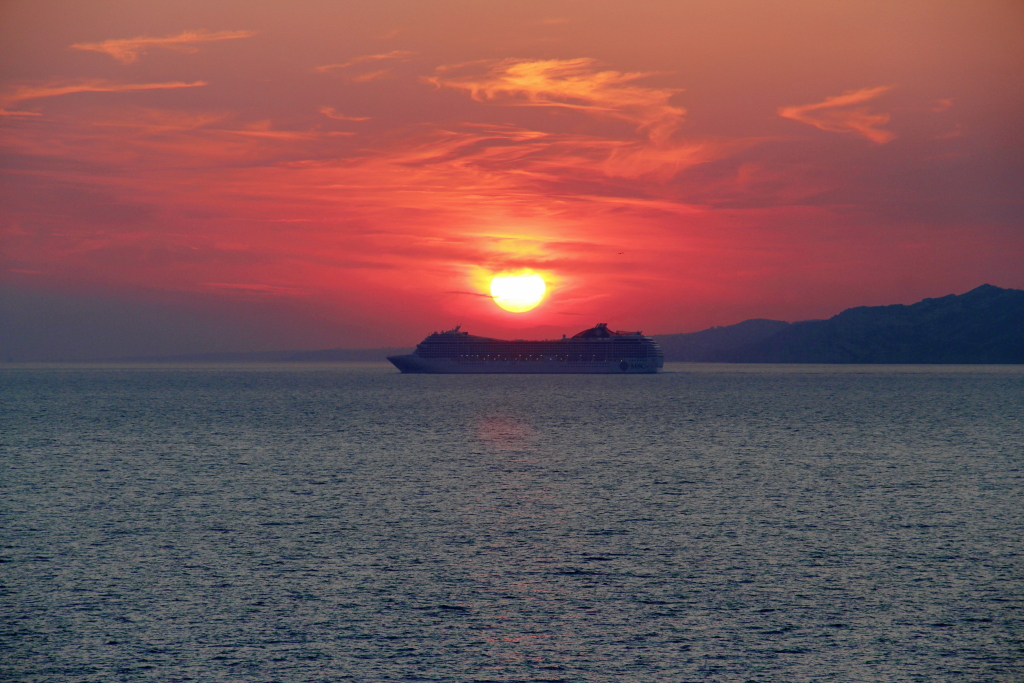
[314,51,415,73]
[778,86,896,143]
[428,58,685,144]
[2,80,207,108]
[229,124,354,140]
[319,106,370,121]
[0,108,44,117]
[424,58,743,179]
[350,70,391,83]
[198,282,304,296]
[71,30,256,64]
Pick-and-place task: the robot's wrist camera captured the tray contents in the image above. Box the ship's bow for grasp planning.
[387,354,423,373]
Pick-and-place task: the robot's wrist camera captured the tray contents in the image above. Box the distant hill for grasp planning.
[657,284,1023,364]
[120,347,414,363]
[652,319,791,361]
[286,347,415,362]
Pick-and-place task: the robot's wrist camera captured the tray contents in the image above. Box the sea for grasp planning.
[2,363,1022,683]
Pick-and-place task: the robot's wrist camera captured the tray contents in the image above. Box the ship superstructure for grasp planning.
[387,323,663,374]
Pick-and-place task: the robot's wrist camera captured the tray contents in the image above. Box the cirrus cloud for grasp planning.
[778,85,897,143]
[0,109,44,117]
[314,51,416,73]
[428,58,685,144]
[70,30,256,64]
[0,80,208,114]
[319,106,370,121]
[425,58,744,180]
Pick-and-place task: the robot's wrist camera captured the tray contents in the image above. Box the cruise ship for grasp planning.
[388,323,663,374]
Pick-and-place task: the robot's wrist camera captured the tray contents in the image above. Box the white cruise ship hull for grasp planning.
[387,354,661,374]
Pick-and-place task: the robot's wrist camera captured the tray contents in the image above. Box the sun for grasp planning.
[490,272,546,312]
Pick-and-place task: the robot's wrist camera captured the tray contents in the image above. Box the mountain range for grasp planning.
[652,284,1024,363]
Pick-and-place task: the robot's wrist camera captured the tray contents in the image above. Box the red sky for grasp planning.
[2,0,1022,358]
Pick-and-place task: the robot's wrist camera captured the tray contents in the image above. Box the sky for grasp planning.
[1,0,1022,359]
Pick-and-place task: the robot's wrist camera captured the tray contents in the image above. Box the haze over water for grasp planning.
[3,364,1022,682]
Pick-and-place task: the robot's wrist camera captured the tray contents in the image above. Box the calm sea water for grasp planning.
[2,363,1022,682]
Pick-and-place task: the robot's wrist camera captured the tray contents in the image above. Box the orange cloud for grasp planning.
[429,58,685,144]
[70,30,256,64]
[426,59,742,179]
[778,86,896,143]
[350,70,391,83]
[228,119,355,140]
[2,80,207,109]
[0,109,43,117]
[319,106,370,121]
[314,51,415,73]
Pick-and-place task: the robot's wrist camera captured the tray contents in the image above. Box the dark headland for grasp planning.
[653,284,1024,363]
[113,284,1023,364]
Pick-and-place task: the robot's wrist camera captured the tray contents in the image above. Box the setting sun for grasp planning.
[490,272,546,312]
